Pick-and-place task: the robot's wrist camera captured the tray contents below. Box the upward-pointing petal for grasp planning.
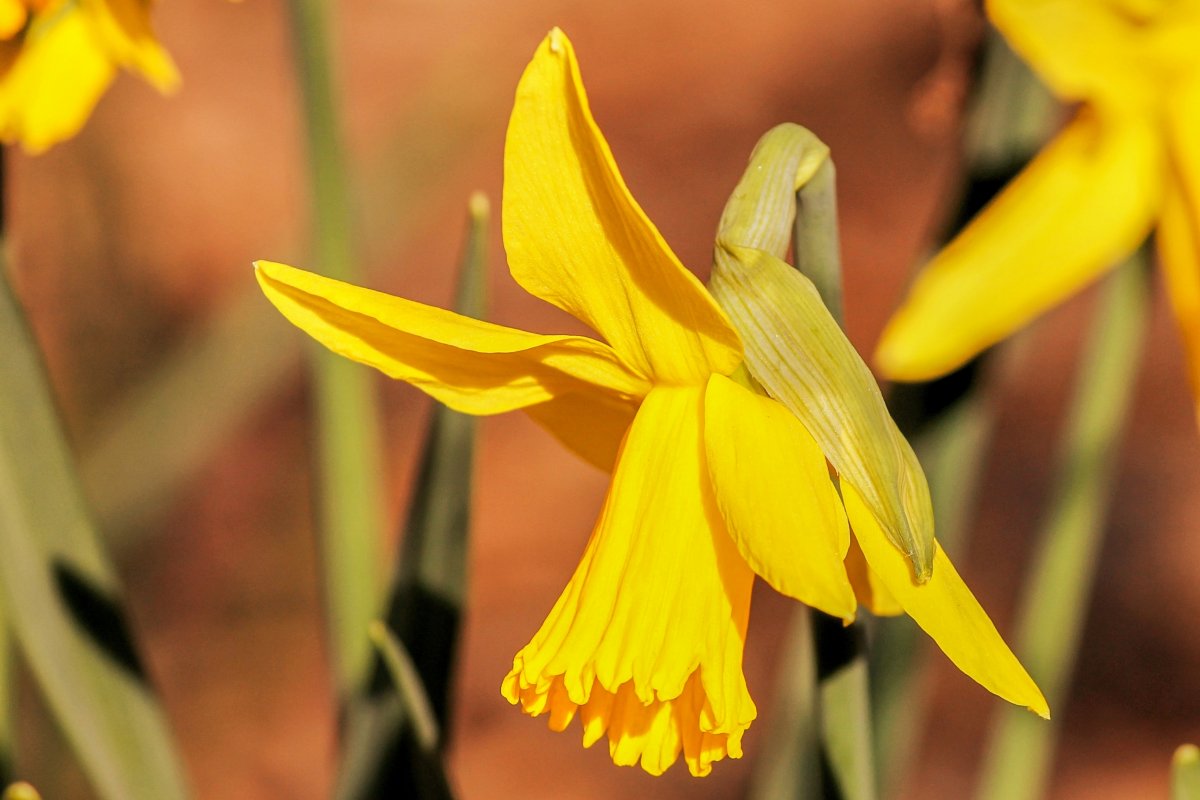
[503,29,742,384]
[876,108,1163,382]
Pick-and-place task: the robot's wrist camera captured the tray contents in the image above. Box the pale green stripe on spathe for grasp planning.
[709,123,935,580]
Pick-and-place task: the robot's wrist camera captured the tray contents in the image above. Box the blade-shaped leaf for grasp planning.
[0,593,12,787]
[0,269,189,800]
[334,195,485,800]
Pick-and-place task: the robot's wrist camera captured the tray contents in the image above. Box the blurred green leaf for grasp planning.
[335,194,485,800]
[976,255,1149,800]
[1174,745,1200,800]
[871,27,1060,795]
[747,611,819,800]
[287,0,387,696]
[0,269,190,800]
[0,594,12,787]
[79,67,500,550]
[81,289,301,537]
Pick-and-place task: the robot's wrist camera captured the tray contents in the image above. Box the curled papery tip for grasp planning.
[468,190,491,219]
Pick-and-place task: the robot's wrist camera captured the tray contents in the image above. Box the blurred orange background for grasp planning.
[8,0,1200,797]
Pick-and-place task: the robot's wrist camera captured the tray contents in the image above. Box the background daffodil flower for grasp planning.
[0,0,178,153]
[256,28,1046,777]
[875,0,1200,417]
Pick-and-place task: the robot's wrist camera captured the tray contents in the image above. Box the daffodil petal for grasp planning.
[0,0,27,39]
[702,373,856,621]
[524,390,636,472]
[843,483,1049,718]
[81,0,179,92]
[1160,76,1200,427]
[710,242,936,580]
[987,0,1200,104]
[503,29,742,383]
[503,385,757,776]
[844,535,902,617]
[0,7,116,153]
[255,260,648,423]
[876,108,1163,382]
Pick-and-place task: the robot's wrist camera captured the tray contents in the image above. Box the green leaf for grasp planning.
[334,195,485,800]
[975,255,1148,800]
[709,123,935,581]
[287,0,387,696]
[1174,745,1200,800]
[0,269,189,800]
[0,594,12,787]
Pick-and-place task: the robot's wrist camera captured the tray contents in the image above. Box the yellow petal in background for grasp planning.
[1159,76,1200,427]
[0,0,27,39]
[255,260,649,416]
[503,28,742,384]
[843,482,1049,718]
[711,243,936,580]
[81,0,179,92]
[0,6,116,153]
[987,0,1200,105]
[702,373,856,621]
[502,386,757,776]
[876,108,1164,382]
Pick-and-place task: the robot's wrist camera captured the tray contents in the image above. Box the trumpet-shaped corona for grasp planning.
[256,29,1046,776]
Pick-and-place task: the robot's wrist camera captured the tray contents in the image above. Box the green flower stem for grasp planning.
[871,389,991,789]
[747,611,820,800]
[975,255,1149,800]
[872,27,1060,793]
[1173,745,1200,800]
[793,163,878,800]
[287,0,387,696]
[0,262,190,800]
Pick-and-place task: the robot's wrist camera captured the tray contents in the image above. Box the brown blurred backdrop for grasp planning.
[7,0,1200,797]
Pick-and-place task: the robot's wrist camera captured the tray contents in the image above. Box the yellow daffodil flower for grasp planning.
[0,0,178,153]
[876,0,1200,414]
[256,28,1046,776]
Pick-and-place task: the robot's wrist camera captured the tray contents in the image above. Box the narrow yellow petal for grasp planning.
[0,7,115,153]
[843,483,1049,718]
[1160,76,1200,427]
[81,0,179,92]
[523,390,636,472]
[987,0,1200,105]
[254,260,647,420]
[711,242,936,580]
[702,373,856,620]
[877,109,1163,381]
[844,535,902,617]
[503,29,742,384]
[502,386,757,776]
